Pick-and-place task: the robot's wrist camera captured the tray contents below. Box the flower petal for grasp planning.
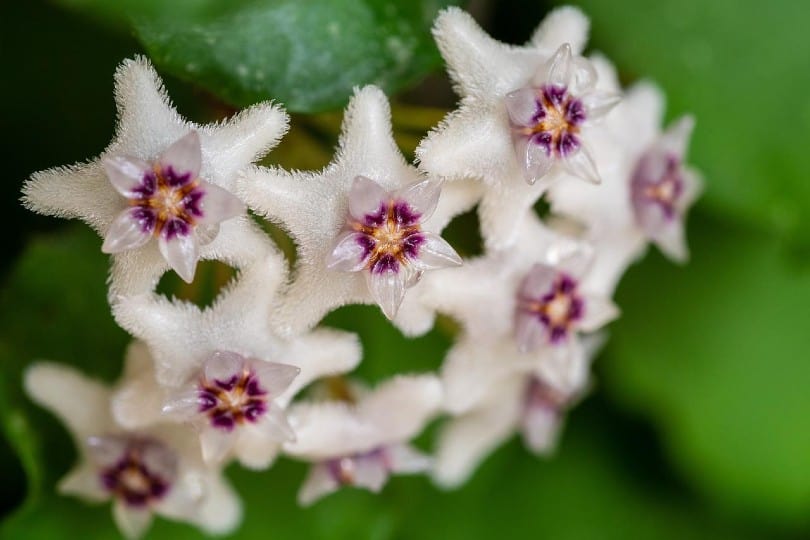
[530,6,590,55]
[348,175,387,222]
[394,178,441,221]
[578,295,620,332]
[158,230,199,283]
[196,181,245,226]
[200,425,235,464]
[101,208,154,254]
[252,361,300,398]
[357,375,442,443]
[298,464,338,506]
[386,444,432,474]
[158,131,202,179]
[660,115,695,158]
[353,456,389,493]
[569,56,598,95]
[562,143,601,184]
[410,232,462,270]
[514,309,547,353]
[112,500,153,540]
[653,221,689,263]
[161,387,202,422]
[205,350,245,383]
[58,464,108,501]
[102,156,152,198]
[326,231,371,272]
[521,404,562,455]
[366,268,407,320]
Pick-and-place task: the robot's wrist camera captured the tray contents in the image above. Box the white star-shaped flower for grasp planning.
[282,375,442,505]
[25,362,241,539]
[110,253,361,469]
[238,85,480,337]
[22,56,288,293]
[416,7,620,249]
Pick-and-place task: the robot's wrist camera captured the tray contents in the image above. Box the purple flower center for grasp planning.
[130,165,206,240]
[98,439,174,508]
[516,84,585,158]
[517,273,585,344]
[198,368,268,431]
[352,199,425,275]
[632,153,684,222]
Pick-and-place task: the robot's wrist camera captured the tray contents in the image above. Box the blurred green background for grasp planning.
[2,0,809,538]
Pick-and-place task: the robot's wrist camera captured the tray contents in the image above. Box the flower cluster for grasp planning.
[21,5,700,537]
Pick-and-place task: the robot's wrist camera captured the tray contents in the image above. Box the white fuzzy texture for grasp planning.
[22,56,289,296]
[238,85,479,336]
[284,374,442,460]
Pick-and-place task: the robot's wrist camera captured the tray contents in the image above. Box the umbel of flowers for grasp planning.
[20,5,701,538]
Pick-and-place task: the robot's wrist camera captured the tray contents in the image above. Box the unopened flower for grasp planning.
[22,56,287,292]
[239,86,476,335]
[416,7,619,248]
[111,255,361,469]
[283,375,441,505]
[25,362,241,538]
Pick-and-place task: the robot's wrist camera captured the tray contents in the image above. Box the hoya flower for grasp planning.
[630,116,701,261]
[416,6,619,248]
[432,336,602,488]
[101,131,245,282]
[283,375,441,505]
[238,85,478,336]
[22,56,287,293]
[548,82,701,295]
[327,175,462,319]
[25,362,241,538]
[111,256,361,469]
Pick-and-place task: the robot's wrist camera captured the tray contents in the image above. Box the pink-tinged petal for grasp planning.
[581,91,622,120]
[101,209,154,254]
[161,388,202,422]
[411,232,462,270]
[522,405,562,455]
[387,444,431,474]
[200,425,235,464]
[205,351,246,383]
[86,435,129,467]
[514,309,547,353]
[348,175,387,222]
[158,131,202,179]
[545,43,573,87]
[653,222,689,263]
[578,295,619,332]
[112,500,153,540]
[253,402,295,442]
[251,361,300,398]
[102,156,152,198]
[367,269,407,320]
[660,115,695,159]
[327,232,371,272]
[394,179,441,221]
[517,137,555,185]
[158,231,199,283]
[353,456,389,493]
[504,87,540,128]
[196,181,245,226]
[519,263,557,298]
[568,56,598,95]
[298,464,338,506]
[562,144,600,184]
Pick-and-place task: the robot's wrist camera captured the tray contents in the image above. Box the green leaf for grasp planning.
[129,0,460,112]
[603,212,810,525]
[573,0,810,239]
